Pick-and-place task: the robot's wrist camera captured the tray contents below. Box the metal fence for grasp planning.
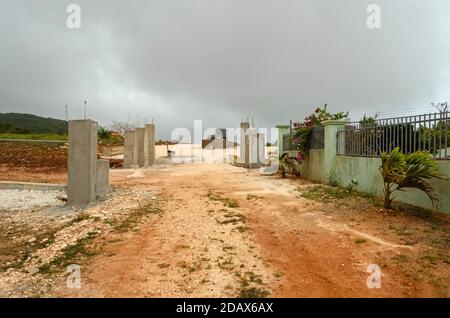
[337,111,450,159]
[283,126,324,152]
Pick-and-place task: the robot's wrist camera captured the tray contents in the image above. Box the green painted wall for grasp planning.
[334,156,450,214]
[297,149,325,182]
[283,149,325,182]
[277,120,450,214]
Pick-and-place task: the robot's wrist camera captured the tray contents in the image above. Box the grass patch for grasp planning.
[207,191,240,208]
[239,287,270,298]
[246,194,263,201]
[236,271,269,298]
[392,254,409,263]
[67,213,91,225]
[0,133,68,141]
[421,255,439,266]
[273,271,284,278]
[243,271,263,285]
[217,211,246,226]
[300,186,351,203]
[112,201,162,233]
[223,245,236,252]
[217,257,234,271]
[5,224,69,272]
[236,226,248,233]
[354,238,367,244]
[299,185,380,207]
[39,231,98,274]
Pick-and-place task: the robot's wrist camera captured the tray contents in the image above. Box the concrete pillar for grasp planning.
[134,128,145,167]
[215,128,226,140]
[67,119,98,207]
[257,133,266,163]
[240,122,250,163]
[96,159,110,197]
[248,128,258,168]
[276,125,290,159]
[322,120,347,183]
[123,129,135,169]
[144,124,156,167]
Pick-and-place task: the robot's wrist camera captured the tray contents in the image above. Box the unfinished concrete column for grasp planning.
[123,129,135,169]
[257,133,266,163]
[144,124,156,167]
[240,122,250,163]
[134,128,145,167]
[248,128,258,168]
[96,159,110,197]
[67,119,98,207]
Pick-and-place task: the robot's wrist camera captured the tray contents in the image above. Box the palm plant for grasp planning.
[380,147,447,209]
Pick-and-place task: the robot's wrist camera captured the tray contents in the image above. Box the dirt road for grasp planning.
[50,162,449,298]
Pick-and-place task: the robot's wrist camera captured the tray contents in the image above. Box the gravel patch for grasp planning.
[0,190,66,212]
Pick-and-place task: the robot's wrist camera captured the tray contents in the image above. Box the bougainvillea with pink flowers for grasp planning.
[291,104,348,155]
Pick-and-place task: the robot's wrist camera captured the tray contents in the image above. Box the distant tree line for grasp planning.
[0,113,68,135]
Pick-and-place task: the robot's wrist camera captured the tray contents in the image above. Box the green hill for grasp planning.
[0,113,68,134]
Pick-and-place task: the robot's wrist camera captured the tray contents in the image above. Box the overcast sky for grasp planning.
[0,0,449,139]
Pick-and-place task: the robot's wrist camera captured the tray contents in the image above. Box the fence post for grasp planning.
[322,120,346,184]
[276,125,290,159]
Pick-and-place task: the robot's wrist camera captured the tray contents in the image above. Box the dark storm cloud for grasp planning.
[0,0,449,138]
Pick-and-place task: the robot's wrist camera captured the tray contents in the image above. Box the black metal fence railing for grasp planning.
[310,126,325,150]
[283,133,297,151]
[337,111,450,159]
[283,126,325,152]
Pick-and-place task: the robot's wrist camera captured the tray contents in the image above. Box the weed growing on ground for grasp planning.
[206,191,240,208]
[111,200,162,233]
[39,231,98,274]
[236,271,269,298]
[299,185,379,207]
[246,194,263,201]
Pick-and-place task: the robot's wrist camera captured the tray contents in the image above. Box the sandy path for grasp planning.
[58,162,447,298]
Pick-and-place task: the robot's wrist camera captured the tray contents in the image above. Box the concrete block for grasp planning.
[123,129,135,169]
[215,128,227,139]
[144,124,156,167]
[67,119,98,207]
[134,128,145,167]
[96,159,110,197]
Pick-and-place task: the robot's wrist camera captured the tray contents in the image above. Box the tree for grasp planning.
[98,126,112,140]
[380,147,447,209]
[111,121,131,136]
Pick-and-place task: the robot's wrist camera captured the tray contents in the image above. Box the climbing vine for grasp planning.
[279,105,348,177]
[291,104,348,156]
